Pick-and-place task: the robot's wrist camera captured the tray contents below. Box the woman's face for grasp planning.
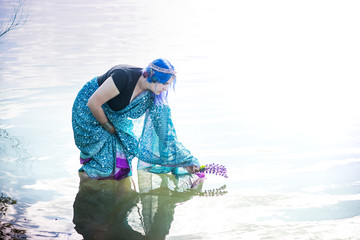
[151,77,174,95]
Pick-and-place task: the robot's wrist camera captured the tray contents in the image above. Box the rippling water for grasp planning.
[1,0,360,239]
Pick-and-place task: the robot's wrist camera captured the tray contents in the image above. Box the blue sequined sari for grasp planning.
[72,77,199,180]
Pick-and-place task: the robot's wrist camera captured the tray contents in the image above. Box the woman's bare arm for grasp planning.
[87,76,119,133]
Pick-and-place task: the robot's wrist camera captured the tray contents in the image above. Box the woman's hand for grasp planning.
[185,165,199,174]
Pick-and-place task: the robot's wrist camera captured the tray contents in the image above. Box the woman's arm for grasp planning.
[87,76,120,134]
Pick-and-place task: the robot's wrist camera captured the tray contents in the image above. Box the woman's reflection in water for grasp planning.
[73,171,203,240]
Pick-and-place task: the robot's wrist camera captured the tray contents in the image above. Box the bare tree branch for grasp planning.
[0,0,28,38]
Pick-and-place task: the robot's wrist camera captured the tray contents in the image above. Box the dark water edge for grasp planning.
[0,193,27,240]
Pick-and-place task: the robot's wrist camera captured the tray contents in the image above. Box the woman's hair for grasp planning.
[142,58,177,104]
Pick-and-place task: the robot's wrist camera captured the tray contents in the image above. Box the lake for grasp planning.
[1,0,360,239]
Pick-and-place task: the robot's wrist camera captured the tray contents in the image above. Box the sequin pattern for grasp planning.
[72,77,199,179]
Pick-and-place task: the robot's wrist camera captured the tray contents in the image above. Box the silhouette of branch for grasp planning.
[0,0,28,38]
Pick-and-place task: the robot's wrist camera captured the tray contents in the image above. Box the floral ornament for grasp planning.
[142,71,149,78]
[142,69,155,81]
[191,163,228,188]
[199,163,228,178]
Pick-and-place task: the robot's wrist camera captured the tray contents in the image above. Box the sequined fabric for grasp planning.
[72,77,199,179]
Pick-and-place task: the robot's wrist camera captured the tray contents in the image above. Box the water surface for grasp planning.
[1,0,360,239]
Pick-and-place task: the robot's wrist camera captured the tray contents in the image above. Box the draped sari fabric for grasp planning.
[72,77,199,180]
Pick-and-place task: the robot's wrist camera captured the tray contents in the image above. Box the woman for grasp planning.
[72,59,200,181]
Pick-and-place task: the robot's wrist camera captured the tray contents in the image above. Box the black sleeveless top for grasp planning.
[97,64,142,111]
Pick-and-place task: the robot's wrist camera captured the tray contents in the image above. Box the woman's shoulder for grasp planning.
[107,64,128,74]
[105,64,140,78]
[98,64,142,89]
[97,65,129,89]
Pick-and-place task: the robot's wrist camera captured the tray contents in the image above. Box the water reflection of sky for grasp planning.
[1,0,360,239]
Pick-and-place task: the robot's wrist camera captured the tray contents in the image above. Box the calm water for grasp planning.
[1,0,360,239]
